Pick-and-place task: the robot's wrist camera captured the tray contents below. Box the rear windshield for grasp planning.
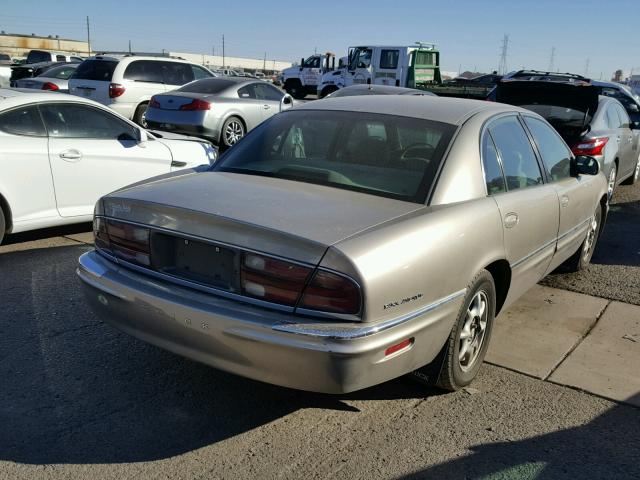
[72,60,117,81]
[177,78,236,94]
[26,51,51,64]
[214,110,455,203]
[518,104,591,143]
[40,64,77,79]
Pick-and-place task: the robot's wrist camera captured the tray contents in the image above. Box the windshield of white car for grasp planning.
[177,78,237,94]
[214,110,456,203]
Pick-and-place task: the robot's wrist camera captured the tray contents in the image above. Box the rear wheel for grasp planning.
[133,103,148,128]
[0,207,5,245]
[220,116,245,148]
[607,164,617,200]
[561,203,602,272]
[622,154,640,185]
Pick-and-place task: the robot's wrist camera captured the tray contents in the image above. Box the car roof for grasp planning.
[295,95,528,125]
[0,89,116,110]
[87,54,193,64]
[335,84,433,95]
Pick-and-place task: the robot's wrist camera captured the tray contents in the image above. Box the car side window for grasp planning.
[523,116,572,181]
[605,105,621,129]
[379,50,399,69]
[238,84,257,99]
[488,116,543,190]
[40,104,139,140]
[481,132,506,194]
[123,60,164,83]
[254,83,283,101]
[0,105,46,137]
[162,62,194,85]
[614,104,630,128]
[191,65,212,80]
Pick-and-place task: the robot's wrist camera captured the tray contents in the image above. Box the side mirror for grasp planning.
[628,103,640,113]
[571,155,600,176]
[137,128,150,145]
[280,94,293,112]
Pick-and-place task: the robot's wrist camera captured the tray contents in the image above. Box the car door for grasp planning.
[482,115,559,305]
[612,103,636,178]
[0,105,57,223]
[40,102,173,218]
[254,83,285,121]
[522,115,596,272]
[235,84,263,130]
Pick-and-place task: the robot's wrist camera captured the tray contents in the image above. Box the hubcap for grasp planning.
[635,157,640,181]
[224,121,244,145]
[582,213,599,262]
[458,291,488,372]
[607,166,616,200]
[140,110,148,128]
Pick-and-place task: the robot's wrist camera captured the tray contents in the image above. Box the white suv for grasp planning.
[68,55,215,126]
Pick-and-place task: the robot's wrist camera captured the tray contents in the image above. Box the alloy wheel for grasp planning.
[607,165,617,200]
[224,121,244,145]
[582,214,599,262]
[458,291,488,372]
[635,157,640,181]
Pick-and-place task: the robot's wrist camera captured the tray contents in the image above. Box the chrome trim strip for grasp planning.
[272,289,467,340]
[557,217,591,242]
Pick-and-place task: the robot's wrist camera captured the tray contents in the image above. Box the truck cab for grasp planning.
[281,52,339,99]
[317,44,441,98]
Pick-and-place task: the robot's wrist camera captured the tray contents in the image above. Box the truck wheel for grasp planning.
[320,86,338,98]
[560,203,602,272]
[133,103,149,127]
[285,80,306,99]
[0,207,5,245]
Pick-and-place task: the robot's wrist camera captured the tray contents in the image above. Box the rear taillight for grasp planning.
[109,83,125,98]
[41,82,59,91]
[149,96,161,108]
[299,270,361,315]
[179,99,211,111]
[94,217,150,266]
[241,253,312,306]
[572,137,609,156]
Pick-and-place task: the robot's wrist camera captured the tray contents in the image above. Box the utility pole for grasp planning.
[548,46,556,72]
[263,52,266,71]
[212,46,215,57]
[584,58,590,77]
[86,16,91,55]
[222,34,225,67]
[498,34,509,75]
[128,40,132,54]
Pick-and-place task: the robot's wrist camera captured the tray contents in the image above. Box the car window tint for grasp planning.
[26,51,50,63]
[43,65,77,80]
[40,104,139,140]
[482,132,506,194]
[123,60,164,83]
[238,84,256,99]
[0,106,46,136]
[56,55,66,62]
[254,83,283,101]
[216,110,456,203]
[489,116,543,190]
[191,65,212,80]
[162,62,194,85]
[614,104,630,128]
[380,50,399,69]
[605,106,621,129]
[73,60,117,81]
[524,116,572,181]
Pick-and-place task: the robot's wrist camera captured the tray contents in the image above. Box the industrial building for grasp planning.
[0,32,89,59]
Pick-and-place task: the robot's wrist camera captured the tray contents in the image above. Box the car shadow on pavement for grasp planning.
[590,199,640,267]
[0,244,435,465]
[1,222,93,246]
[396,393,640,479]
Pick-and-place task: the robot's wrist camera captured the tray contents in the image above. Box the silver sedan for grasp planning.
[78,96,607,394]
[14,63,79,93]
[145,77,293,148]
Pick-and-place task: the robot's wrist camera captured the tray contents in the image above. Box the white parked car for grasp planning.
[0,89,217,245]
[68,55,215,126]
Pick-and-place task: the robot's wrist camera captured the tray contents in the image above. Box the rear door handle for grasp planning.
[59,150,82,161]
[504,212,519,229]
[263,104,271,109]
[561,195,570,207]
[171,160,187,167]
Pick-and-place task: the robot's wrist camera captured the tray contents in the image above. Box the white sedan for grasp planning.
[0,89,217,244]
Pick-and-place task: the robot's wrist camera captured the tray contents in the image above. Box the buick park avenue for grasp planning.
[78,96,608,393]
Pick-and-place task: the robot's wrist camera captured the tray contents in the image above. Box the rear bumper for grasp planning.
[77,251,461,393]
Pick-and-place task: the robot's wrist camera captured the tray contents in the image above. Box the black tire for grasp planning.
[220,116,245,148]
[435,270,496,390]
[320,86,339,98]
[133,103,148,127]
[560,203,602,272]
[0,207,5,245]
[621,155,640,185]
[285,80,306,99]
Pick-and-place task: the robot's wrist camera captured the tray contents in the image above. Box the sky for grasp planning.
[1,0,639,78]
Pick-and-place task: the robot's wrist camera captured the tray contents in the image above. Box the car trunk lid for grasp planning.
[102,171,424,265]
[68,58,118,104]
[152,93,207,110]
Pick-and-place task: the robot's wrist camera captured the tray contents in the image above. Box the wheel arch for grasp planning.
[0,191,12,233]
[484,259,511,315]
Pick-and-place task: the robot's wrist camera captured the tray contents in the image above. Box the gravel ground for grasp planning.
[541,181,640,305]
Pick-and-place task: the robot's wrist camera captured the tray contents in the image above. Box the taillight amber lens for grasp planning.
[299,270,361,315]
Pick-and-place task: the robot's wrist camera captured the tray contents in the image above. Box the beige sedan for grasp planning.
[77,96,608,393]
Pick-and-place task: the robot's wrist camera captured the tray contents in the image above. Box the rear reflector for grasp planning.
[385,338,414,356]
[41,82,59,91]
[94,217,150,266]
[241,253,311,306]
[571,137,609,156]
[299,270,361,315]
[180,99,211,111]
[109,83,125,98]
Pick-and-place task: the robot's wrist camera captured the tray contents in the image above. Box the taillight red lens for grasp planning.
[94,218,150,266]
[179,99,211,111]
[41,82,59,91]
[571,137,609,156]
[109,83,125,98]
[241,253,311,306]
[299,270,361,314]
[149,96,161,108]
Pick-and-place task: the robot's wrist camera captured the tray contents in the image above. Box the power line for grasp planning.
[548,46,556,72]
[498,34,509,75]
[584,58,590,77]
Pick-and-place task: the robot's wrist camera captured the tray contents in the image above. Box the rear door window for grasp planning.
[523,116,572,181]
[614,104,630,128]
[73,60,117,81]
[162,62,195,85]
[488,116,543,190]
[191,65,212,80]
[40,103,139,140]
[0,106,46,136]
[481,132,506,194]
[606,105,621,129]
[123,60,164,83]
